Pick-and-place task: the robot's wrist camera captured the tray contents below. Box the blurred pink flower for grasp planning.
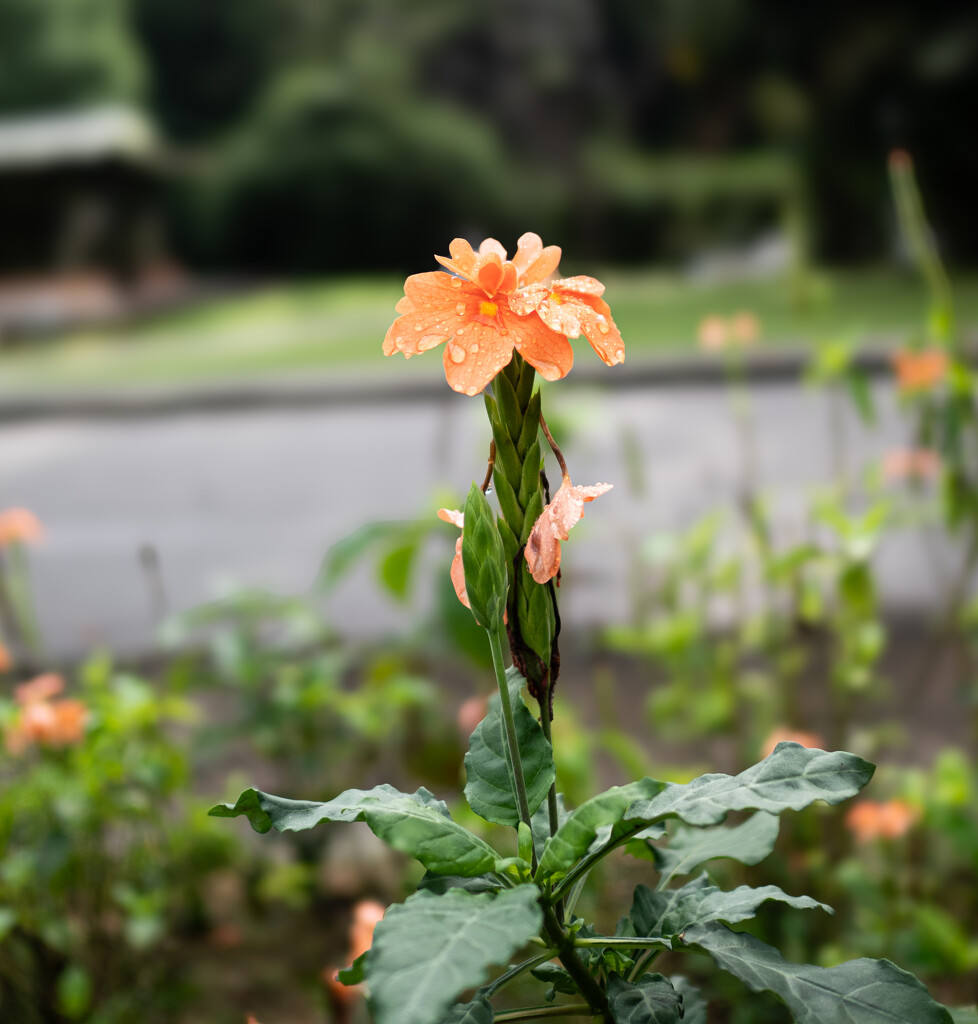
[437,508,470,609]
[324,899,386,1019]
[881,448,940,483]
[892,348,948,394]
[457,695,489,737]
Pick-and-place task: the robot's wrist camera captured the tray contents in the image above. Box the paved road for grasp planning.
[0,376,961,659]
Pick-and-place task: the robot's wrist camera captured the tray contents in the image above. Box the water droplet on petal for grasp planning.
[450,277,462,288]
[414,323,423,330]
[597,322,610,334]
[455,327,465,335]
[470,343,479,353]
[465,385,480,396]
[448,343,466,363]
[455,303,466,315]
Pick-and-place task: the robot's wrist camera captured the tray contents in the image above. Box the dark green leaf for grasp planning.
[625,743,874,829]
[417,872,502,895]
[535,778,667,884]
[531,962,578,995]
[211,785,501,876]
[651,812,780,883]
[670,975,708,1024]
[683,922,952,1024]
[336,950,367,986]
[367,887,542,1024]
[465,668,555,827]
[631,875,830,942]
[439,995,494,1024]
[606,973,683,1023]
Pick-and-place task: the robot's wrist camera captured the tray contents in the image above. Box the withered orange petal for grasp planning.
[525,518,562,584]
[442,321,515,395]
[437,508,464,529]
[549,480,613,540]
[509,312,574,381]
[450,537,470,608]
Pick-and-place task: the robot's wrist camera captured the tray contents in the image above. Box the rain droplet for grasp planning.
[450,277,462,288]
[455,303,466,315]
[448,343,466,363]
[597,322,610,334]
[413,323,423,330]
[499,328,509,337]
[485,485,492,494]
[470,343,480,353]
[455,327,465,335]
[465,385,480,396]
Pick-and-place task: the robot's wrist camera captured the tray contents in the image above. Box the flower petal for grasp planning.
[553,275,604,298]
[478,237,508,261]
[569,295,624,366]
[524,478,612,583]
[441,320,515,395]
[506,308,575,381]
[383,273,480,358]
[513,233,561,285]
[434,238,478,280]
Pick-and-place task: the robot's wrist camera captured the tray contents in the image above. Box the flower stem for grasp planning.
[488,622,533,832]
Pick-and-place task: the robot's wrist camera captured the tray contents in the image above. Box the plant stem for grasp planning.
[484,951,557,997]
[573,937,670,950]
[489,623,533,831]
[541,906,611,1022]
[627,948,661,983]
[494,1005,596,1021]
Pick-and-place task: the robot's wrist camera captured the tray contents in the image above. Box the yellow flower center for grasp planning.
[549,292,564,304]
[480,301,498,317]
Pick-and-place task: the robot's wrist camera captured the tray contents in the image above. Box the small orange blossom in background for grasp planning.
[845,799,920,843]
[881,448,941,483]
[324,899,386,1023]
[0,507,44,547]
[4,672,88,754]
[892,348,949,395]
[697,311,761,353]
[384,233,623,395]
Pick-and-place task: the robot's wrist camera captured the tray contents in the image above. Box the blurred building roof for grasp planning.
[0,106,159,171]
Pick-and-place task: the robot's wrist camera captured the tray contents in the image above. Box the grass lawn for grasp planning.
[1,267,975,396]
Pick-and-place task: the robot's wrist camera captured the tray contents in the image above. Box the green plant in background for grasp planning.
[0,656,235,1024]
[215,233,959,1023]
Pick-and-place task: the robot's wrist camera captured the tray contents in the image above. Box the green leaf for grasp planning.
[670,975,708,1024]
[438,995,494,1023]
[379,540,419,600]
[366,887,542,1024]
[631,875,830,943]
[535,778,668,884]
[948,1009,978,1024]
[625,743,874,829]
[417,872,502,895]
[606,973,683,1023]
[336,950,367,986]
[650,812,780,884]
[683,922,952,1024]
[531,962,578,995]
[465,668,555,827]
[211,785,502,877]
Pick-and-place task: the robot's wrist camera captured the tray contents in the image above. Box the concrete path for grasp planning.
[0,371,962,659]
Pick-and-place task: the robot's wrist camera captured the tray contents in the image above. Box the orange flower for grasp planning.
[0,508,43,546]
[524,476,612,584]
[324,900,386,1012]
[845,799,919,843]
[697,315,729,352]
[892,348,949,394]
[881,448,940,483]
[384,233,621,395]
[6,696,88,754]
[508,275,624,368]
[437,508,469,609]
[15,671,65,704]
[760,728,823,759]
[697,312,760,352]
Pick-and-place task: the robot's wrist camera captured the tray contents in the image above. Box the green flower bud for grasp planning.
[462,482,509,631]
